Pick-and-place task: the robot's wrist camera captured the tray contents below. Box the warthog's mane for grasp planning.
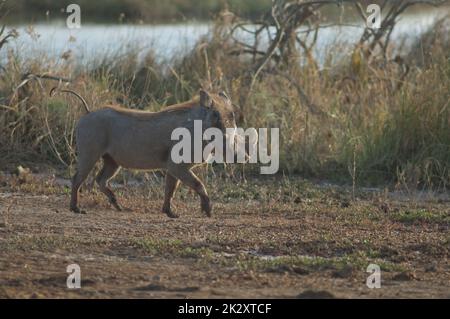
[162,98,200,113]
[102,98,200,120]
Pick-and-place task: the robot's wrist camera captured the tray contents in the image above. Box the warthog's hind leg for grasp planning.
[71,171,87,214]
[162,173,180,218]
[71,157,98,214]
[168,166,212,217]
[96,154,122,211]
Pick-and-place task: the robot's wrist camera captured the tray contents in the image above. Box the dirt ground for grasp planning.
[0,171,449,298]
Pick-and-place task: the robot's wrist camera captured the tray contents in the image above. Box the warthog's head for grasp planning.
[199,89,239,161]
[199,89,237,132]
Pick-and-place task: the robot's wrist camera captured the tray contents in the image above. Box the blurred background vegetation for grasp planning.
[3,0,417,24]
[3,0,272,23]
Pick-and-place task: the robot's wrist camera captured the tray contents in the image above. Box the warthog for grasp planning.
[50,88,237,218]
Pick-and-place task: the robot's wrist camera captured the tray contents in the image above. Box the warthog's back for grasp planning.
[75,105,199,169]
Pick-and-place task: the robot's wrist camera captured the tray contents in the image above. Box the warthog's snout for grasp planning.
[51,88,237,218]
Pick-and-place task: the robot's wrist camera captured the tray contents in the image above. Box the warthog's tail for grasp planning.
[49,87,90,113]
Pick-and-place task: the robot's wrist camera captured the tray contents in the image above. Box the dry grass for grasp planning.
[0,14,449,190]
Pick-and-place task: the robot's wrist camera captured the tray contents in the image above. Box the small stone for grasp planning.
[332,265,354,278]
[340,200,351,208]
[297,290,335,299]
[392,271,417,281]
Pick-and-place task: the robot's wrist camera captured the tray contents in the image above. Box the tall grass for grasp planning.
[0,16,449,190]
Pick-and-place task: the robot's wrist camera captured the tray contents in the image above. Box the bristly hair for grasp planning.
[162,97,200,113]
[102,97,200,120]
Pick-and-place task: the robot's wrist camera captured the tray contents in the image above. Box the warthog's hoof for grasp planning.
[201,200,212,217]
[111,202,123,211]
[70,206,87,214]
[163,208,179,219]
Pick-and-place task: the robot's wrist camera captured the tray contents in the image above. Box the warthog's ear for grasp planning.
[200,89,213,108]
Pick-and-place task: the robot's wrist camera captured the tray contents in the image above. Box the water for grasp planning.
[2,22,211,65]
[1,8,448,67]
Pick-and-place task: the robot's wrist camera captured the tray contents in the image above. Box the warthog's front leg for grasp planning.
[162,173,180,218]
[167,166,212,217]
